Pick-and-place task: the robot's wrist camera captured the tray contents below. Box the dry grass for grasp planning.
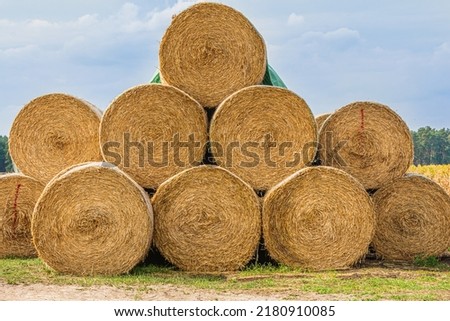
[315,113,331,132]
[409,164,450,195]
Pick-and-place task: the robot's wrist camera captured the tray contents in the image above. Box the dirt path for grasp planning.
[0,282,353,301]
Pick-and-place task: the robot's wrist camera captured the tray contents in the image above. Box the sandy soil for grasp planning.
[1,257,448,301]
[0,282,353,301]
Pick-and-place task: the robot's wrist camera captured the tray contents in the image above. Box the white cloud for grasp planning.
[118,2,140,21]
[273,27,362,59]
[287,13,304,26]
[301,27,361,48]
[143,0,194,30]
[323,27,360,40]
[0,1,194,52]
[434,42,450,58]
[75,14,99,27]
[0,44,38,58]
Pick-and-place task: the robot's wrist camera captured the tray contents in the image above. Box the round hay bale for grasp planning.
[315,113,331,132]
[152,166,261,272]
[32,162,153,276]
[314,113,332,165]
[210,85,317,191]
[159,2,267,107]
[372,174,450,261]
[9,93,102,183]
[0,174,44,258]
[318,101,413,190]
[100,84,208,189]
[263,166,375,270]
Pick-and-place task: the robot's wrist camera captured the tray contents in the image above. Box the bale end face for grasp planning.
[9,93,102,183]
[372,174,450,261]
[0,174,44,258]
[263,166,375,270]
[318,101,413,190]
[159,2,267,107]
[210,85,318,191]
[100,84,208,189]
[152,165,261,272]
[32,162,154,276]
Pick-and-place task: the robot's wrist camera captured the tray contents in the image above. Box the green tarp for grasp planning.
[150,64,287,88]
[261,64,287,88]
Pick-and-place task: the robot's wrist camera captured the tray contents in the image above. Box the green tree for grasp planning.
[411,127,450,165]
[5,148,13,172]
[0,136,7,172]
[0,135,14,173]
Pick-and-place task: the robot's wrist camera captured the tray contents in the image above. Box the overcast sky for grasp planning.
[1,0,449,135]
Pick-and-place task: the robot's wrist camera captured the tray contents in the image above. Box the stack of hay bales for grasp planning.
[7,93,155,275]
[2,2,449,274]
[153,2,368,271]
[315,102,449,263]
[148,3,281,271]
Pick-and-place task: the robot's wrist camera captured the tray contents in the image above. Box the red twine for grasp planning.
[360,108,365,131]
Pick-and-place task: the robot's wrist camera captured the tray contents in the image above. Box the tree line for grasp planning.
[0,127,449,172]
[411,127,450,165]
[0,136,13,172]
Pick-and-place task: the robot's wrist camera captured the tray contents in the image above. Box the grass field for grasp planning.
[0,258,449,301]
[409,164,450,194]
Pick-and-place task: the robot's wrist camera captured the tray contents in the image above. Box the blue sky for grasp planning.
[1,0,449,135]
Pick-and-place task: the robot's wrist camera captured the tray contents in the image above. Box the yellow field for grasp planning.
[409,164,450,195]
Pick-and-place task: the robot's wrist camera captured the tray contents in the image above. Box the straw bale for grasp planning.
[32,162,153,276]
[318,101,413,189]
[9,93,102,183]
[210,85,317,191]
[372,174,450,261]
[159,2,267,107]
[263,166,375,270]
[100,84,208,189]
[0,174,44,257]
[315,113,331,132]
[152,165,261,272]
